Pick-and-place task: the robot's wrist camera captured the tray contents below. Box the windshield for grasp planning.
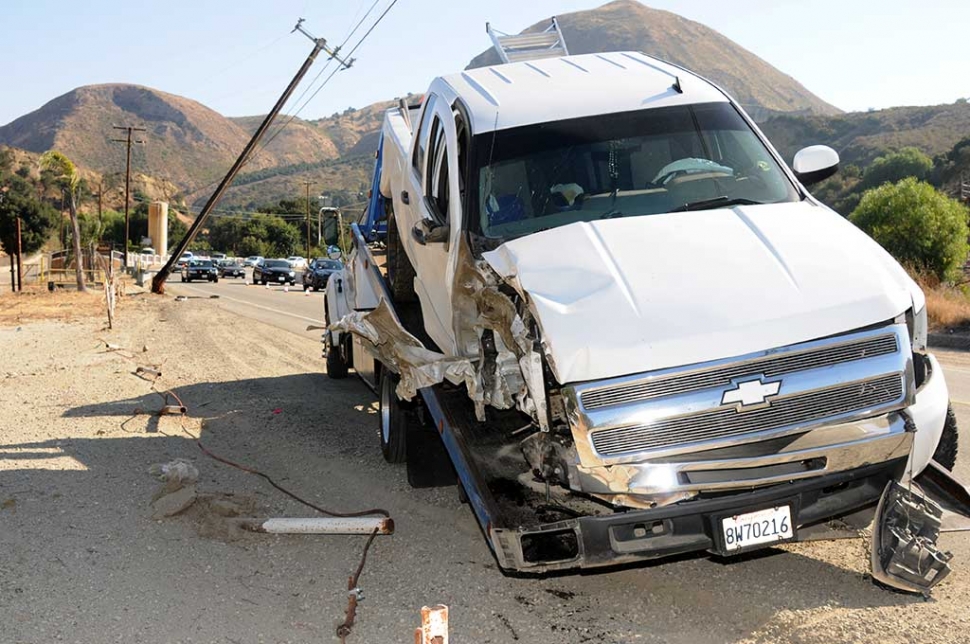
[190,260,213,267]
[314,260,342,270]
[473,102,799,240]
[264,260,289,269]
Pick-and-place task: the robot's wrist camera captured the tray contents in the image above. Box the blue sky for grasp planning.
[1,0,968,126]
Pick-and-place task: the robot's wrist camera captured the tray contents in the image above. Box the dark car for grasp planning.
[253,258,296,285]
[302,258,343,292]
[181,259,218,283]
[217,259,245,278]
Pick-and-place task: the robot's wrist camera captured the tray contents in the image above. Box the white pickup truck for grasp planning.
[325,50,965,589]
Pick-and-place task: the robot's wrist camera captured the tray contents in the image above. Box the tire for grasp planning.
[386,212,417,303]
[325,333,350,379]
[379,369,408,463]
[932,404,960,471]
[261,279,267,286]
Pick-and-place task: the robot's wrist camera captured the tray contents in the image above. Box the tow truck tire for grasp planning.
[386,214,417,303]
[932,404,959,471]
[379,370,408,463]
[325,334,350,379]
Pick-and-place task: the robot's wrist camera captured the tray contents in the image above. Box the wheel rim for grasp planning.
[380,375,391,444]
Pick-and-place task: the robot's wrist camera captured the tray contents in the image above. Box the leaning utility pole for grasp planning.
[151,19,354,294]
[111,125,146,270]
[303,180,313,260]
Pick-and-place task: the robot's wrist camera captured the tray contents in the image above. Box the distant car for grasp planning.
[181,259,218,283]
[243,256,263,267]
[286,256,308,270]
[253,259,296,285]
[217,259,245,278]
[140,247,156,255]
[302,258,342,292]
[210,252,227,263]
[176,251,194,268]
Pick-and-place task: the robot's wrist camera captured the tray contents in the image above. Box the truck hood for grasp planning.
[481,201,918,384]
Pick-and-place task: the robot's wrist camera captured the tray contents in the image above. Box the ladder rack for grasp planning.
[487,17,569,64]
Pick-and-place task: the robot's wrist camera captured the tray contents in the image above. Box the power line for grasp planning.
[252,0,397,159]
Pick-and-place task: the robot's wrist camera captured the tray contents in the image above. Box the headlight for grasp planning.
[288,271,295,276]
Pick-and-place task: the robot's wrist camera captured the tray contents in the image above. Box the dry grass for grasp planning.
[0,288,109,326]
[924,285,970,331]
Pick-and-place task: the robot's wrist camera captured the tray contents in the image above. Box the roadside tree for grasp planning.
[850,178,970,282]
[39,151,86,291]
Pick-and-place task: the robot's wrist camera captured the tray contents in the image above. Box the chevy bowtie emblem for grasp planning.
[721,378,781,409]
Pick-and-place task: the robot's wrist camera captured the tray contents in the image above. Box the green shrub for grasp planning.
[850,178,969,282]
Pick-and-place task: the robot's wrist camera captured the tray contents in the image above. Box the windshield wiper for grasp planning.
[674,196,764,212]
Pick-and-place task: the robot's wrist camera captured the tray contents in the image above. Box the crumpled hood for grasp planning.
[482,201,918,384]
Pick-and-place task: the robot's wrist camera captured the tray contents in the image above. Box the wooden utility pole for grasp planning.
[112,126,146,270]
[15,216,23,292]
[303,180,313,260]
[152,19,352,295]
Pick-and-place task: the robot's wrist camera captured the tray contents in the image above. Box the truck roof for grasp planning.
[438,51,728,134]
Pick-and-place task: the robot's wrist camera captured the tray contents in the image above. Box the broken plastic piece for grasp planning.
[870,481,953,594]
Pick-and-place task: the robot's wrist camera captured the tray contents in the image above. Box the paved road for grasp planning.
[165,268,327,339]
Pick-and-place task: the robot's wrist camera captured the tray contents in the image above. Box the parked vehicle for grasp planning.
[302,258,342,291]
[286,256,308,270]
[180,259,218,283]
[253,259,296,285]
[217,259,245,278]
[323,41,967,591]
[243,256,263,267]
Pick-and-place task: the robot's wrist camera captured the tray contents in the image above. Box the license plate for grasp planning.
[721,505,793,552]
[278,276,285,281]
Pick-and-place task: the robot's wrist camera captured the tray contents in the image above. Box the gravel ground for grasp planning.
[1,291,969,644]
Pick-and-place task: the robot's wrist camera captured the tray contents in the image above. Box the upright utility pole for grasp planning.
[15,216,23,292]
[152,19,353,294]
[303,180,313,260]
[112,125,146,270]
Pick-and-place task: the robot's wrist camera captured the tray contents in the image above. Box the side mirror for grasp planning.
[411,218,449,246]
[793,145,840,187]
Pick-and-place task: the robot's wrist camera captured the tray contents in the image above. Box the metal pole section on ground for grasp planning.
[112,126,146,271]
[151,21,342,295]
[15,216,23,292]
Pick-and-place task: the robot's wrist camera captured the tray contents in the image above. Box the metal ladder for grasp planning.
[487,17,569,64]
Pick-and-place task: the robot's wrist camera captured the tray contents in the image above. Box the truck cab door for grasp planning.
[402,96,463,354]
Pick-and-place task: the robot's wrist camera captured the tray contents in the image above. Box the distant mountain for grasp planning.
[0,84,340,196]
[760,102,970,167]
[468,0,840,117]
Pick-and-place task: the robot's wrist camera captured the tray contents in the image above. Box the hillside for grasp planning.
[760,102,970,167]
[468,0,840,117]
[0,84,339,195]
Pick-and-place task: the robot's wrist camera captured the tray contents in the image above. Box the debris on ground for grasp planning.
[149,459,199,519]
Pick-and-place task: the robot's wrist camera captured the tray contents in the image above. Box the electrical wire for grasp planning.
[252,0,398,160]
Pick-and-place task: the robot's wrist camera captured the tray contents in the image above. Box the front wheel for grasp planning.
[932,404,960,471]
[379,369,408,463]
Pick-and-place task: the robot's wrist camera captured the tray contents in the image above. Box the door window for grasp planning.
[426,116,450,222]
[411,94,438,177]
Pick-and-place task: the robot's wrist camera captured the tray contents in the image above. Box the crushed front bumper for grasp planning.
[491,458,906,573]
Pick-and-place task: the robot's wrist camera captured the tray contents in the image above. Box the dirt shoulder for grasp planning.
[1,293,969,644]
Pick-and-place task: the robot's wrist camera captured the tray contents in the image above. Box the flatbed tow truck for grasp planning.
[323,22,970,592]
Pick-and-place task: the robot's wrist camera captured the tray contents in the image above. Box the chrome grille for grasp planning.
[590,374,903,458]
[580,333,898,411]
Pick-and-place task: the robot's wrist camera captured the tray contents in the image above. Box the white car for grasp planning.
[286,256,308,269]
[243,256,263,267]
